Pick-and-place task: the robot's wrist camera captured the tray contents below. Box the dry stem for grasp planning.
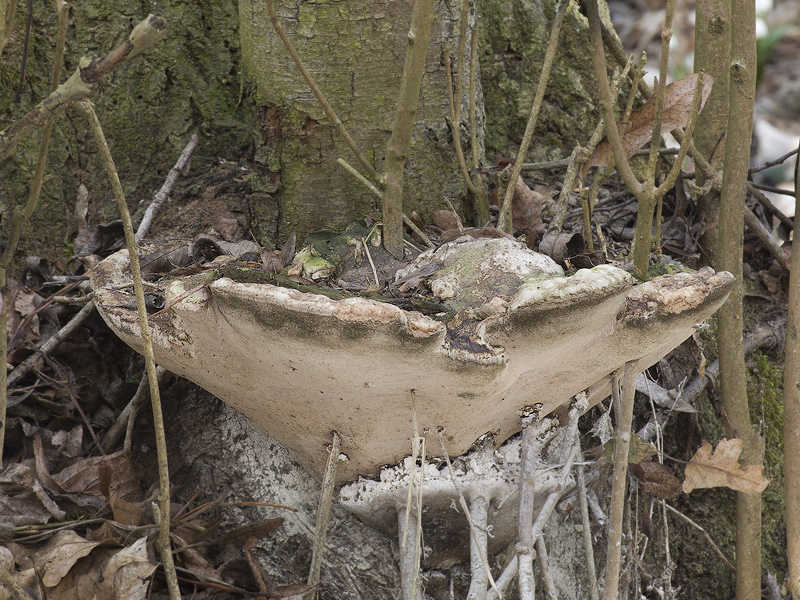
[136,134,200,242]
[337,157,435,249]
[587,0,704,279]
[436,430,498,598]
[535,537,558,600]
[308,431,342,593]
[78,100,180,600]
[577,437,600,600]
[517,408,540,599]
[603,361,639,600]
[786,144,800,593]
[468,9,490,225]
[487,398,584,599]
[497,0,568,233]
[444,48,477,196]
[1,0,69,465]
[383,0,435,256]
[664,503,735,572]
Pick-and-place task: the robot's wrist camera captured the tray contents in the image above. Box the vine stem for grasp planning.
[497,0,568,233]
[78,100,181,600]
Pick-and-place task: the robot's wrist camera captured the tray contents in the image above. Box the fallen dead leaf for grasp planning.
[682,438,770,494]
[587,73,714,170]
[630,461,682,499]
[34,530,103,587]
[511,177,546,241]
[44,536,157,600]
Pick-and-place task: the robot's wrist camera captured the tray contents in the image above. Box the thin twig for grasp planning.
[337,157,435,248]
[0,2,70,465]
[136,134,200,242]
[444,47,477,195]
[400,391,425,600]
[308,431,342,593]
[585,0,642,198]
[437,429,499,597]
[467,496,490,600]
[550,63,631,235]
[748,147,798,175]
[599,13,722,192]
[403,215,435,249]
[748,183,794,230]
[337,157,382,199]
[523,148,680,172]
[748,180,796,198]
[7,299,95,388]
[577,438,600,600]
[663,503,735,571]
[744,205,790,271]
[362,239,380,287]
[100,365,166,452]
[497,0,568,233]
[78,100,180,600]
[535,537,558,600]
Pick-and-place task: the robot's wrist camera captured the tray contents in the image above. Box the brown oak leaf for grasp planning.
[682,438,770,494]
[587,73,714,170]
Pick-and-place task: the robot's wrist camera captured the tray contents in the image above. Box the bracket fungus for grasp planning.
[92,236,733,483]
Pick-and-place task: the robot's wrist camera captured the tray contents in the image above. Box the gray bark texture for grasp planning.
[161,380,402,600]
[239,0,472,242]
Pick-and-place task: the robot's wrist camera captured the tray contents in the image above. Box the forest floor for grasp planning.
[3,0,800,598]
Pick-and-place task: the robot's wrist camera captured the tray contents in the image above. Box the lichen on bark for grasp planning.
[239,0,471,243]
[477,0,600,162]
[1,0,253,260]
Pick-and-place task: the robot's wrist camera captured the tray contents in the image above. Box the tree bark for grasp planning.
[239,0,471,243]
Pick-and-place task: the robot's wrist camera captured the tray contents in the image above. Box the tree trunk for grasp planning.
[239,0,472,243]
[477,0,601,162]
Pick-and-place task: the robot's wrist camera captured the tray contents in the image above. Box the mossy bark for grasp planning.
[477,0,600,162]
[1,0,253,261]
[2,0,601,257]
[239,0,471,244]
